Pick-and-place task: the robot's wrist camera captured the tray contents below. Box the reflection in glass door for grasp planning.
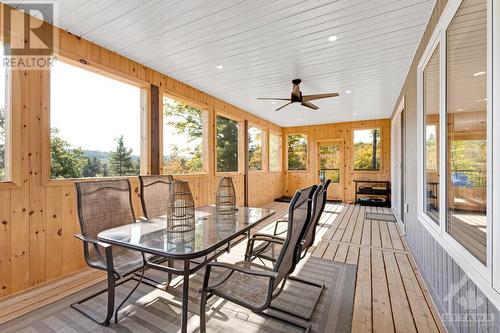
[318,142,344,201]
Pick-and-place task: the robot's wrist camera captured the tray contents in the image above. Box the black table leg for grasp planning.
[181,259,190,333]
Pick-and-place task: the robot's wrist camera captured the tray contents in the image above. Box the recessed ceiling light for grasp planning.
[271,101,276,105]
[346,90,352,94]
[216,64,224,69]
[352,112,358,116]
[473,71,486,77]
[297,118,301,121]
[328,35,338,42]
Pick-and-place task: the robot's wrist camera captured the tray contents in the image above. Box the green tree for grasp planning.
[287,134,307,170]
[248,127,262,170]
[163,98,203,174]
[109,135,138,176]
[353,129,380,170]
[217,116,239,172]
[82,156,103,178]
[50,129,87,178]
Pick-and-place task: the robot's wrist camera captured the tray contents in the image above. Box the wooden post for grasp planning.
[244,119,249,206]
[150,84,160,175]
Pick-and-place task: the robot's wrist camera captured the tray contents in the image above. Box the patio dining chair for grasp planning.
[245,179,331,263]
[72,179,151,326]
[199,185,317,332]
[139,174,174,219]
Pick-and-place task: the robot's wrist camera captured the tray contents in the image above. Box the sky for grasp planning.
[354,128,378,144]
[51,60,141,155]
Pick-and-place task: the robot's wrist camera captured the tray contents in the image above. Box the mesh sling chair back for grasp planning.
[72,179,149,326]
[199,185,316,332]
[245,179,331,263]
[139,174,174,219]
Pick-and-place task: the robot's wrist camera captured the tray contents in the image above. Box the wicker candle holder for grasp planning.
[166,180,195,232]
[216,177,237,214]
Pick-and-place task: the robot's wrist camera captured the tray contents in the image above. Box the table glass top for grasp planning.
[98,205,275,258]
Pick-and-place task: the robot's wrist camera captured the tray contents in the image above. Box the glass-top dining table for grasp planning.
[98,205,275,333]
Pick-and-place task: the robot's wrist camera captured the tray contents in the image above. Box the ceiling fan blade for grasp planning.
[302,93,339,101]
[275,102,292,111]
[301,101,319,110]
[257,98,291,101]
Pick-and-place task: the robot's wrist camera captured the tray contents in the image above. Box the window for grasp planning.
[163,96,205,174]
[50,60,141,179]
[269,132,282,172]
[248,126,263,171]
[287,134,307,171]
[216,115,239,172]
[423,46,440,224]
[353,128,381,170]
[446,0,487,264]
[0,44,9,181]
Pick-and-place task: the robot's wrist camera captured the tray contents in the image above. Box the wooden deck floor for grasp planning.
[264,201,446,333]
[0,201,447,333]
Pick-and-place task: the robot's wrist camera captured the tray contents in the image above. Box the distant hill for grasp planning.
[83,150,139,161]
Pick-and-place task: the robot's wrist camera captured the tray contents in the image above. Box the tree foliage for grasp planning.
[163,98,203,174]
[217,116,239,172]
[353,129,380,170]
[50,130,138,179]
[248,127,262,171]
[109,135,139,176]
[287,134,307,170]
[319,144,340,183]
[50,129,87,179]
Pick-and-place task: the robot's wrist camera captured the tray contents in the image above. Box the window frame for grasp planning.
[215,111,244,175]
[352,127,383,172]
[416,0,498,305]
[161,92,209,176]
[269,130,282,172]
[286,133,309,172]
[43,56,149,185]
[0,50,19,189]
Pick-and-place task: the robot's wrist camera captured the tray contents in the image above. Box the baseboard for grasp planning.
[0,268,105,325]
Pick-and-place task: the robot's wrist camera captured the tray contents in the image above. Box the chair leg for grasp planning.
[199,289,208,333]
[115,265,146,324]
[71,269,115,326]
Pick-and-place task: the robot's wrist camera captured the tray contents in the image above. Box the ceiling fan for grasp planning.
[258,79,339,111]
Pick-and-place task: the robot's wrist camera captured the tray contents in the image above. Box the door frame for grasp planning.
[391,97,405,233]
[316,138,345,202]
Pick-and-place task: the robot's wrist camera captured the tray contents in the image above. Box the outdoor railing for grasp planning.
[451,169,486,188]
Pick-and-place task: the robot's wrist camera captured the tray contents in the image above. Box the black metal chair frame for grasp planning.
[71,179,158,326]
[200,185,317,332]
[243,180,332,324]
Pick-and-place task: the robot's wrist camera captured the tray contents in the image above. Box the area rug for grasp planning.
[366,212,397,222]
[0,257,356,333]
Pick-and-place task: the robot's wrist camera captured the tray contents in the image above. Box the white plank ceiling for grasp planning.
[24,0,437,127]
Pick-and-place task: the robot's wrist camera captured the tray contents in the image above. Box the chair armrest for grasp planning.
[273,219,288,236]
[75,234,111,248]
[207,262,278,279]
[252,233,285,243]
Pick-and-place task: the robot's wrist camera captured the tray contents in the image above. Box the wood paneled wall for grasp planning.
[0,5,283,299]
[283,119,391,203]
